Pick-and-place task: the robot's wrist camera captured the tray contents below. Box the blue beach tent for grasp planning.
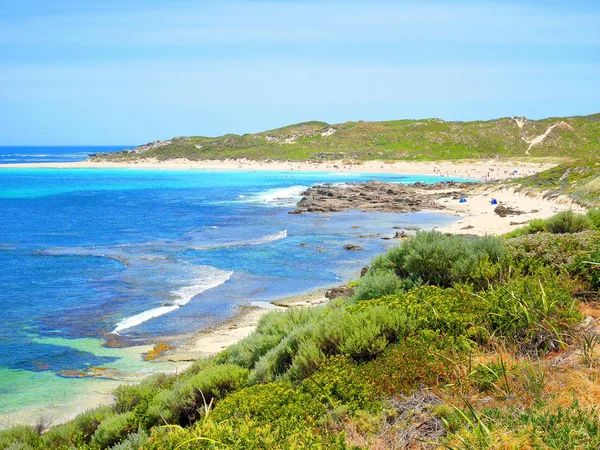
[491,198,498,205]
[459,198,467,203]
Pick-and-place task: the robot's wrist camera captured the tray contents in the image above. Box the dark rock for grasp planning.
[460,225,475,230]
[494,205,526,216]
[299,243,308,247]
[325,285,355,300]
[290,181,473,214]
[343,244,363,250]
[360,266,369,277]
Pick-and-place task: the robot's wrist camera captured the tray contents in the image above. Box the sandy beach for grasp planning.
[0,157,554,182]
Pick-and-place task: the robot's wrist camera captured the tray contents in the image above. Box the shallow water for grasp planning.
[0,168,460,423]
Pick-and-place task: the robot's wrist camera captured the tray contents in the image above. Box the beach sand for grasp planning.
[0,157,554,183]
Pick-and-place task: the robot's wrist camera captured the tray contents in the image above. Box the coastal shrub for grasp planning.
[247,304,414,384]
[353,269,416,301]
[506,210,593,238]
[42,406,116,448]
[108,429,148,450]
[587,208,600,230]
[90,411,136,449]
[217,308,323,369]
[505,230,600,279]
[301,355,378,413]
[114,373,174,414]
[354,336,459,398]
[355,286,487,340]
[368,231,505,289]
[0,425,42,449]
[545,210,592,234]
[144,364,249,427]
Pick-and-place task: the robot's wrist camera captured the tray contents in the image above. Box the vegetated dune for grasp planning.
[90,113,600,162]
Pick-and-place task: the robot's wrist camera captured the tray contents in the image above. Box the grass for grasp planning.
[90,113,600,162]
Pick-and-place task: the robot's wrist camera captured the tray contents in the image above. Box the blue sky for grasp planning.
[0,0,598,145]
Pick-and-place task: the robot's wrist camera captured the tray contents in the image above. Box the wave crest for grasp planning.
[112,267,233,334]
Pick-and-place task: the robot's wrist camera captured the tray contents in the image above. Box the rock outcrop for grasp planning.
[290,181,472,214]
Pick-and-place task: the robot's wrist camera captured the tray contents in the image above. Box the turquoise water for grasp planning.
[0,167,460,423]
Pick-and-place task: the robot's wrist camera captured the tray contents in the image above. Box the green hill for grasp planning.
[92,114,600,162]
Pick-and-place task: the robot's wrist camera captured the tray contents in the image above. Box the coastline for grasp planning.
[0,157,556,182]
[1,158,582,429]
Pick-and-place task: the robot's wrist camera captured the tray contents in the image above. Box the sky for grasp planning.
[0,0,599,145]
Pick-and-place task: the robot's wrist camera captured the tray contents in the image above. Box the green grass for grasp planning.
[91,113,600,162]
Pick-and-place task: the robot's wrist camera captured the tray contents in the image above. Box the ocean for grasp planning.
[0,146,127,164]
[0,150,461,424]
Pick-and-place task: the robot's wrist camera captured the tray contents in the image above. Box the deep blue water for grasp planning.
[0,167,460,421]
[0,146,127,164]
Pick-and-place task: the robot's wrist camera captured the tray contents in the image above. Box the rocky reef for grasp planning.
[290,181,473,214]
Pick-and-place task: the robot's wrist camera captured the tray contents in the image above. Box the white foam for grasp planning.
[194,230,287,250]
[112,267,233,334]
[248,185,308,206]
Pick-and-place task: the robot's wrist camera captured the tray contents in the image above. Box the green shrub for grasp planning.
[545,210,592,234]
[108,429,148,450]
[217,308,322,369]
[368,231,505,289]
[587,209,600,230]
[145,364,249,427]
[247,304,414,384]
[42,406,115,448]
[353,269,416,301]
[0,425,42,449]
[506,230,600,281]
[90,411,136,449]
[114,373,174,415]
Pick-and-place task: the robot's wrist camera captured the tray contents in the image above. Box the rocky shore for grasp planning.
[290,180,474,214]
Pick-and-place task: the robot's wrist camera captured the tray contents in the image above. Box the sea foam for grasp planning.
[112,267,233,334]
[194,230,287,250]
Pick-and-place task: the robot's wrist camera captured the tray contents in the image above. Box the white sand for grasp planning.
[436,185,585,236]
[0,158,553,182]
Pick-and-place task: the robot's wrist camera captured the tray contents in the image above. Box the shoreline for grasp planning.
[1,158,580,429]
[0,158,556,182]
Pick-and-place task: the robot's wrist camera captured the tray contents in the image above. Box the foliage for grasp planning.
[90,411,136,449]
[144,364,249,428]
[91,114,600,162]
[366,231,504,289]
[0,425,42,449]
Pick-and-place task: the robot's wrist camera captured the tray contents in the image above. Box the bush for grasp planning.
[108,429,148,450]
[587,209,600,230]
[368,231,505,289]
[43,406,115,448]
[545,210,592,234]
[0,425,42,449]
[145,364,249,427]
[484,270,581,354]
[506,230,600,279]
[90,411,136,449]
[247,304,414,384]
[353,269,416,301]
[114,373,174,414]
